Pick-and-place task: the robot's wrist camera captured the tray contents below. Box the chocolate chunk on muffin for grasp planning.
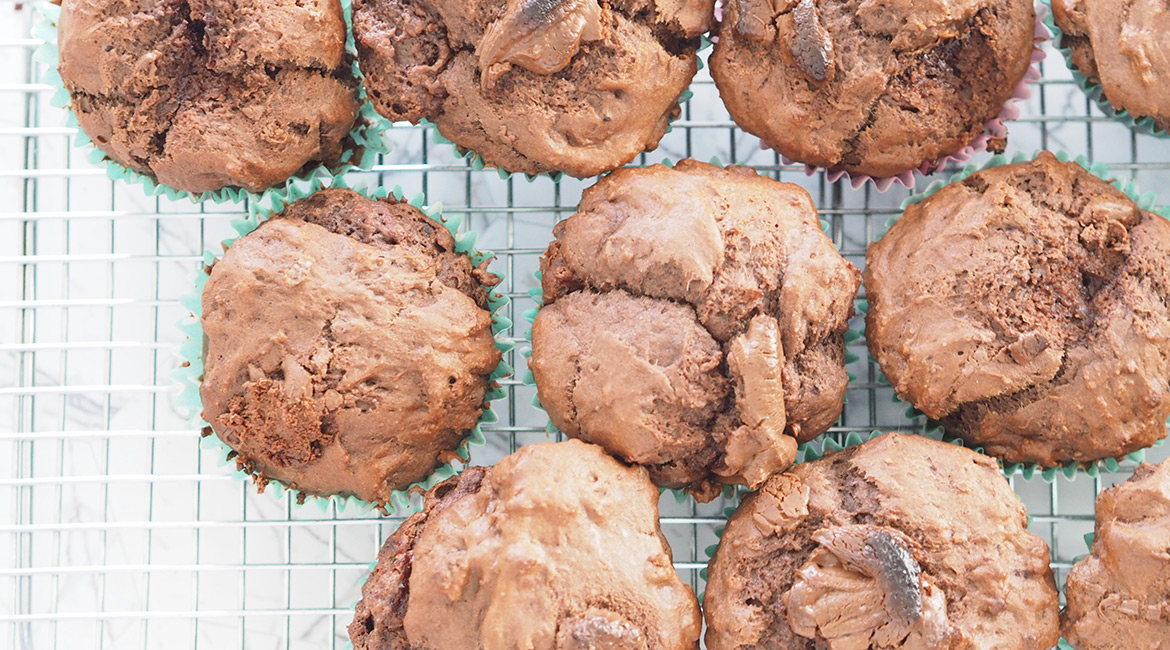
[351,0,714,178]
[57,0,360,194]
[529,160,860,497]
[1063,458,1170,650]
[703,432,1062,650]
[348,439,702,650]
[200,189,501,509]
[710,0,1035,178]
[1052,0,1170,133]
[865,152,1170,467]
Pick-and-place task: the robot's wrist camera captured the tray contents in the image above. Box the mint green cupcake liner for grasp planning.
[33,0,393,205]
[423,36,713,181]
[519,157,860,504]
[1042,0,1169,140]
[868,150,1170,481]
[171,171,513,516]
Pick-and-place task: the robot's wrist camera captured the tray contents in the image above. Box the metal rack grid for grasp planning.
[3,3,1169,648]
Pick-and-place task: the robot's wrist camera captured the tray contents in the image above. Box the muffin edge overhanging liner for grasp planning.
[1041,0,1170,140]
[698,428,1076,649]
[697,430,907,603]
[170,172,514,517]
[414,35,714,182]
[517,156,864,505]
[864,149,1168,482]
[33,0,393,205]
[754,3,1052,192]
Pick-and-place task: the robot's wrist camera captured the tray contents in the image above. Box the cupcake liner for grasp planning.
[519,157,860,504]
[33,0,392,205]
[1042,0,1170,140]
[867,149,1170,481]
[760,6,1050,192]
[423,36,713,181]
[170,172,514,516]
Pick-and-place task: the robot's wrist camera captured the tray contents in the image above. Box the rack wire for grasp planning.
[3,3,1169,648]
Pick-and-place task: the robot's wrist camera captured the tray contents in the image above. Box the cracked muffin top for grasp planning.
[703,432,1061,650]
[348,439,703,650]
[710,0,1035,178]
[1062,458,1170,650]
[57,0,360,194]
[528,159,860,498]
[865,152,1170,467]
[351,0,714,178]
[199,189,501,509]
[1053,0,1170,133]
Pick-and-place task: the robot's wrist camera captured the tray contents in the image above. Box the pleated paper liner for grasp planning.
[421,36,713,182]
[172,172,513,516]
[33,0,392,205]
[1042,0,1170,140]
[866,149,1170,481]
[518,156,861,505]
[768,4,1051,192]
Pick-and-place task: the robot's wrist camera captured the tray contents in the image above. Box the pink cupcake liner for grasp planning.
[761,3,1052,192]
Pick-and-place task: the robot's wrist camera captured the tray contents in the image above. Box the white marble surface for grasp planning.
[1,3,1169,649]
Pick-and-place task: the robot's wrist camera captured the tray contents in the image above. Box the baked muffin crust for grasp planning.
[1053,0,1170,132]
[58,0,360,193]
[530,160,859,496]
[352,0,714,177]
[710,0,1035,178]
[349,440,702,650]
[866,152,1170,466]
[703,432,1061,650]
[1063,459,1170,650]
[200,189,501,508]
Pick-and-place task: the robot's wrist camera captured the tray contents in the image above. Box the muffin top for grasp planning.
[529,160,859,496]
[866,152,1170,466]
[1052,0,1170,132]
[352,0,713,178]
[348,439,703,650]
[710,0,1035,178]
[1063,458,1170,650]
[703,432,1061,650]
[57,0,360,194]
[200,189,501,509]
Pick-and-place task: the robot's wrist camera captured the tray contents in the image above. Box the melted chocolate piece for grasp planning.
[477,0,602,89]
[790,0,835,84]
[521,0,576,27]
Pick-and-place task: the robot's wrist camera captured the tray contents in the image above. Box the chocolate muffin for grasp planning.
[1063,458,1170,650]
[348,439,703,650]
[865,152,1170,467]
[703,432,1062,650]
[351,0,713,178]
[710,0,1035,178]
[57,0,360,194]
[1052,0,1170,133]
[200,189,501,509]
[528,160,860,497]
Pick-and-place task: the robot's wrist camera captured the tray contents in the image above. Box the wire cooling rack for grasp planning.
[3,3,1170,648]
